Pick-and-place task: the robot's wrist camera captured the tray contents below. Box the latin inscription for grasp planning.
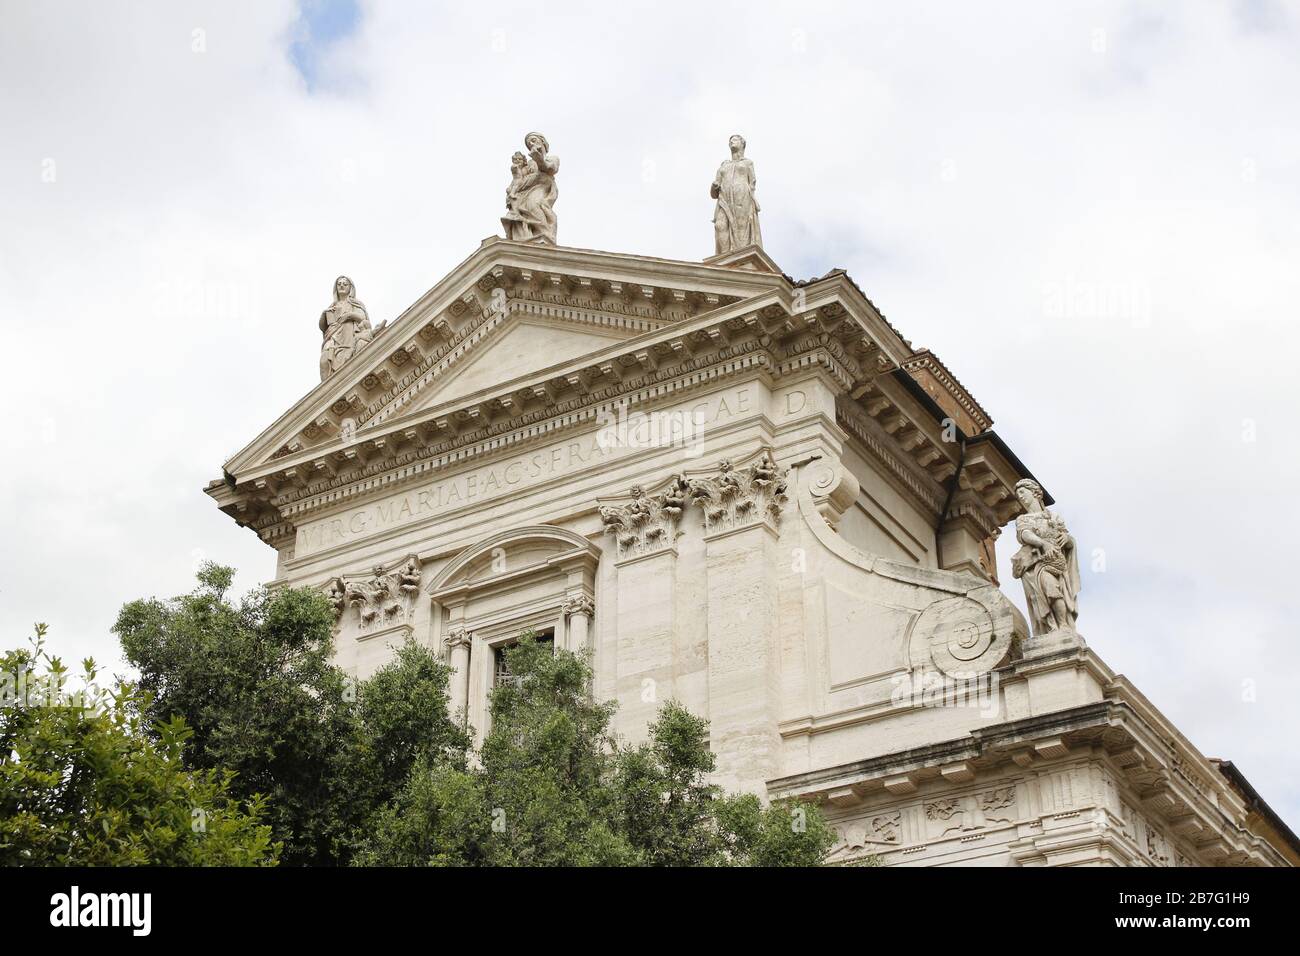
[295,388,755,557]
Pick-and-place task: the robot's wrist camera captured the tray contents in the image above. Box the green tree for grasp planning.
[355,636,634,866]
[354,633,834,866]
[350,759,493,867]
[114,564,468,865]
[0,624,278,866]
[476,636,636,865]
[614,699,835,866]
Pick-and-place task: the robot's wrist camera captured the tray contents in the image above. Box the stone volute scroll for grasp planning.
[1010,478,1081,638]
[711,134,762,255]
[501,132,560,244]
[910,591,1016,679]
[804,457,860,533]
[319,275,376,380]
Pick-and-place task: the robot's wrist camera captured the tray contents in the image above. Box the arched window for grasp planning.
[427,525,598,740]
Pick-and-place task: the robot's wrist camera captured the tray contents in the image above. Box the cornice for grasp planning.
[242,288,784,483]
[900,348,993,432]
[768,695,1285,866]
[216,276,898,507]
[275,342,773,521]
[836,396,948,517]
[217,326,877,547]
[270,328,869,522]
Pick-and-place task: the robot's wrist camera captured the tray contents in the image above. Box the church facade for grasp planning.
[209,136,1295,867]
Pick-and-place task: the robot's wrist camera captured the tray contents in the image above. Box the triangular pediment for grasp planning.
[396,316,636,418]
[223,239,789,476]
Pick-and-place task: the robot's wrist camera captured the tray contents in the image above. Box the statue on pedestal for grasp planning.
[711,134,762,254]
[319,275,374,380]
[1011,479,1081,637]
[502,132,560,244]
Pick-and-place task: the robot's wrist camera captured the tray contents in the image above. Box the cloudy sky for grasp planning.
[2,1,1297,827]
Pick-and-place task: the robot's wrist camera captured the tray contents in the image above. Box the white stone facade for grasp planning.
[211,238,1294,867]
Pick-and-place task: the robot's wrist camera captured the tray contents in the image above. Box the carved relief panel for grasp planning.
[923,785,1019,839]
[827,784,1022,863]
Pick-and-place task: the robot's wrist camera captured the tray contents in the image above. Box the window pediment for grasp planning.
[428,525,598,604]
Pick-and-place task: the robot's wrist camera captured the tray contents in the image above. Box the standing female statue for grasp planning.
[319,275,374,380]
[711,134,762,254]
[1010,479,1081,637]
[502,132,560,244]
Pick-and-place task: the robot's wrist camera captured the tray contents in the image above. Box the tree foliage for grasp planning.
[0,624,278,866]
[114,563,468,865]
[354,634,835,866]
[101,566,832,867]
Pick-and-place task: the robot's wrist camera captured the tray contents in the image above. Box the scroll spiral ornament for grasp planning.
[911,594,1012,678]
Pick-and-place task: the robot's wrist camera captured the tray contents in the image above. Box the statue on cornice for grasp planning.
[319,275,375,380]
[1010,479,1080,637]
[711,134,762,255]
[502,132,560,244]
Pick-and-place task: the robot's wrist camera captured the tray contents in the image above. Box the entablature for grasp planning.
[772,699,1285,867]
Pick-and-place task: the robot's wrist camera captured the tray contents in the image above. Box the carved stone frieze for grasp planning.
[922,786,1020,837]
[924,798,963,836]
[826,812,899,863]
[870,812,901,844]
[980,786,1017,824]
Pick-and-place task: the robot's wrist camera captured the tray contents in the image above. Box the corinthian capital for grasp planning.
[442,628,471,654]
[562,593,595,619]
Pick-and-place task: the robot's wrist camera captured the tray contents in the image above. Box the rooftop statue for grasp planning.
[319,275,374,380]
[502,132,560,244]
[1010,479,1081,637]
[711,134,762,255]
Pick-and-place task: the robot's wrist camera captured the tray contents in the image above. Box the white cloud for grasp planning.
[2,1,1297,826]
